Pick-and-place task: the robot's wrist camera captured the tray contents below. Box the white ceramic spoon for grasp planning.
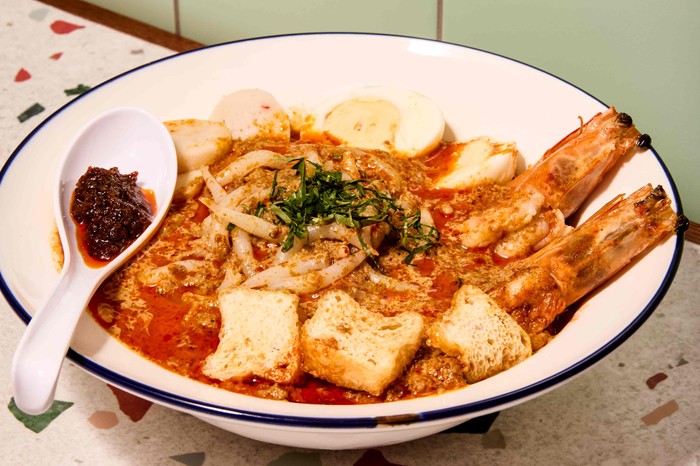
[11,107,177,415]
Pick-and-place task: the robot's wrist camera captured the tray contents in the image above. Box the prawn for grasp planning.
[486,184,687,335]
[460,108,651,256]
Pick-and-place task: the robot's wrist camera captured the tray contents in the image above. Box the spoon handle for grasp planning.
[11,270,97,415]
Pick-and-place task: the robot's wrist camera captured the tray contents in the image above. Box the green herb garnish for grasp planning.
[399,209,440,264]
[253,201,266,217]
[266,158,439,263]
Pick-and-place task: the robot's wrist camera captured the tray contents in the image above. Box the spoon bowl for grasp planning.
[11,107,177,415]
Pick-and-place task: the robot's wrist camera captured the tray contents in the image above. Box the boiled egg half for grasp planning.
[432,137,518,189]
[299,86,445,158]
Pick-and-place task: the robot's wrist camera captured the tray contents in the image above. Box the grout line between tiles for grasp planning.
[36,0,202,52]
[173,0,181,36]
[437,0,443,41]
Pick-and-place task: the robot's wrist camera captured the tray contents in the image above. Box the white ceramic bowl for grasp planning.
[0,34,685,450]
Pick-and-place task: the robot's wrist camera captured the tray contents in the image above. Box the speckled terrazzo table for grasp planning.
[1,2,699,465]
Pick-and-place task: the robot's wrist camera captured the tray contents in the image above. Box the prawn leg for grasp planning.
[487,184,685,335]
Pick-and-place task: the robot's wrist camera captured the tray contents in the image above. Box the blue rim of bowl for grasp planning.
[0,32,686,429]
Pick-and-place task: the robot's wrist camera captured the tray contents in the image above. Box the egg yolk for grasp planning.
[323,98,400,150]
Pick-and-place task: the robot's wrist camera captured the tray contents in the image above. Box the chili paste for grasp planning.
[71,166,153,261]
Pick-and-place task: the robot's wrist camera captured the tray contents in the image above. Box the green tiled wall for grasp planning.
[85,0,176,33]
[179,0,437,44]
[442,0,700,221]
[84,0,699,221]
